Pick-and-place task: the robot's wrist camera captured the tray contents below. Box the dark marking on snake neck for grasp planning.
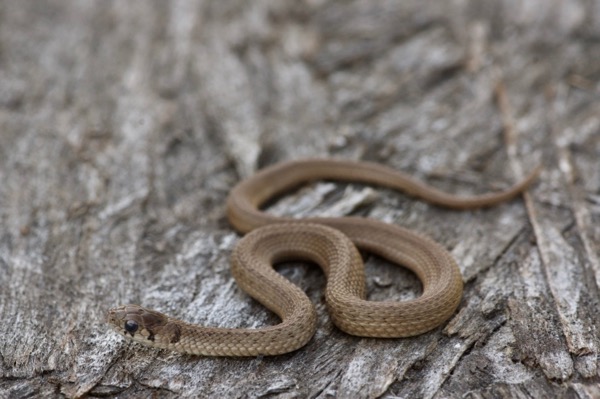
[169,324,182,344]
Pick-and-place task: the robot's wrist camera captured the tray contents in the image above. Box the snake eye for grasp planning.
[124,320,139,335]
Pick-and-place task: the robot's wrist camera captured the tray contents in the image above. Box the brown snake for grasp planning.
[107,159,539,356]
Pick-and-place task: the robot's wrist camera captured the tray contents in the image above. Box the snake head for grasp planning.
[106,305,181,347]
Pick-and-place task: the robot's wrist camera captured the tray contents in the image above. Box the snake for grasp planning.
[107,159,539,356]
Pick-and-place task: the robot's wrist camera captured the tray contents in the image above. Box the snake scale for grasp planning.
[107,159,539,356]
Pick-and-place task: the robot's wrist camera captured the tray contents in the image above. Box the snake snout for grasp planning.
[106,306,127,330]
[106,305,141,335]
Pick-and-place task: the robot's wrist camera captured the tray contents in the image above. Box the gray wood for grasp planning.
[1,1,599,398]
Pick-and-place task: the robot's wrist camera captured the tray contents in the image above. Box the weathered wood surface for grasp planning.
[1,1,599,398]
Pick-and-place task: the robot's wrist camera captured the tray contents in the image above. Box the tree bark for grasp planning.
[1,1,599,398]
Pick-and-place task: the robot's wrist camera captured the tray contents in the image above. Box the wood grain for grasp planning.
[1,1,598,398]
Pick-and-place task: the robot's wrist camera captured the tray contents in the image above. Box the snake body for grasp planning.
[107,159,539,356]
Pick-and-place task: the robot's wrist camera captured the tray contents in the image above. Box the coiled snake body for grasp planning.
[107,159,538,356]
